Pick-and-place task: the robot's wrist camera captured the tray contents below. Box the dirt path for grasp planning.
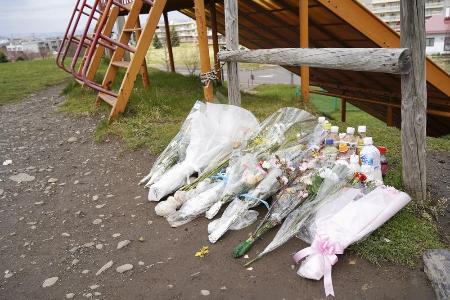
[0,85,435,299]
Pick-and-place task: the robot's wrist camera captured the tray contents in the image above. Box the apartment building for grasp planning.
[370,0,450,31]
[155,20,225,44]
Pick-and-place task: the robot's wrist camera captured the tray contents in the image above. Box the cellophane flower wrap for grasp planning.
[147,102,259,201]
[293,185,411,297]
[140,101,204,187]
[204,108,316,219]
[246,164,351,265]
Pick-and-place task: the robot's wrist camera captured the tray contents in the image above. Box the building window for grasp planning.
[445,37,450,51]
[426,37,435,46]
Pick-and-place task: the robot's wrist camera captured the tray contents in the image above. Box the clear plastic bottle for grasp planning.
[345,127,357,155]
[349,154,361,174]
[322,138,338,168]
[378,146,388,178]
[356,125,367,155]
[329,126,339,147]
[322,122,331,145]
[311,117,327,148]
[338,133,349,160]
[360,137,382,181]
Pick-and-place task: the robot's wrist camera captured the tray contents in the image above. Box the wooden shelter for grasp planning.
[58,0,450,201]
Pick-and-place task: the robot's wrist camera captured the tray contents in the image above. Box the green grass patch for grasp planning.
[60,69,448,268]
[0,59,69,105]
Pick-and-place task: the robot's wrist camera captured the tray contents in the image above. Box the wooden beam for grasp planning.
[341,98,346,122]
[224,0,241,106]
[218,48,412,74]
[163,12,175,73]
[194,0,214,101]
[386,105,394,127]
[400,0,427,202]
[300,0,310,102]
[209,1,222,85]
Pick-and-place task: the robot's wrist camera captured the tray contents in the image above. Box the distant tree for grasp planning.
[170,26,180,47]
[153,35,163,49]
[0,51,8,63]
[16,56,26,61]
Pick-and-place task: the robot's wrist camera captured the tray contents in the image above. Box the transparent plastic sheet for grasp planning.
[293,186,411,297]
[147,103,259,201]
[205,154,265,219]
[166,181,225,227]
[250,164,351,262]
[207,167,283,243]
[154,178,216,217]
[140,101,204,186]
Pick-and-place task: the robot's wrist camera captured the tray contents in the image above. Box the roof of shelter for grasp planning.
[144,0,450,136]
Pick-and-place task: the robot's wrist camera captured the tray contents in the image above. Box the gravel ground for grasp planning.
[0,85,436,299]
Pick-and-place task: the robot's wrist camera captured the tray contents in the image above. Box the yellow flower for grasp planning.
[195,246,209,258]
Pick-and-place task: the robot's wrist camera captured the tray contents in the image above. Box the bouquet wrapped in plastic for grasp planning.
[245,164,352,266]
[139,101,204,187]
[182,107,316,192]
[293,185,411,297]
[147,102,259,201]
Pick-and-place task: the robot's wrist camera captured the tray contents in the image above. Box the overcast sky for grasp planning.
[0,0,190,37]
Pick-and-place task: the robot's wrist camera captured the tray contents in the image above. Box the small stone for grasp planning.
[138,261,145,266]
[95,244,103,250]
[61,233,70,237]
[9,173,35,183]
[349,259,357,265]
[34,201,44,206]
[167,284,174,289]
[66,293,75,299]
[94,292,101,296]
[117,240,130,250]
[112,233,121,238]
[244,255,249,259]
[116,264,133,273]
[246,267,253,271]
[95,204,105,209]
[2,159,12,166]
[147,221,153,225]
[138,236,145,242]
[96,260,113,276]
[90,284,99,290]
[85,293,92,297]
[92,219,102,225]
[74,180,79,185]
[82,269,90,274]
[361,283,369,291]
[4,270,13,279]
[72,259,79,266]
[67,137,78,143]
[220,286,227,290]
[200,290,210,296]
[92,195,99,201]
[48,178,58,183]
[42,277,59,288]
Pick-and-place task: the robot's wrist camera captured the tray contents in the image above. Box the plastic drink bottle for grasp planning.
[330,126,339,147]
[345,127,357,155]
[349,154,361,174]
[338,133,349,160]
[360,137,382,182]
[322,138,338,168]
[311,117,327,148]
[356,125,367,154]
[377,146,388,177]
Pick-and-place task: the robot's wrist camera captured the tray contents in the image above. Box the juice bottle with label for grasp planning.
[322,138,338,168]
[345,127,357,155]
[330,126,339,147]
[356,125,367,155]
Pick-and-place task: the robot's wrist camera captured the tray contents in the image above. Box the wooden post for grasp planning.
[300,0,310,102]
[225,0,241,106]
[341,98,347,122]
[386,105,393,127]
[400,0,427,203]
[210,1,222,85]
[163,12,175,73]
[194,0,214,101]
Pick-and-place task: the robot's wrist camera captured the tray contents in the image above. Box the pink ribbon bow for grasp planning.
[293,236,343,297]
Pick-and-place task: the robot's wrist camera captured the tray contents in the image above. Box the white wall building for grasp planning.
[155,20,225,44]
[425,14,450,54]
[370,0,450,31]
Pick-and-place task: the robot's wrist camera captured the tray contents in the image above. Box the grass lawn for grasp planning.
[0,59,69,105]
[60,67,448,268]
